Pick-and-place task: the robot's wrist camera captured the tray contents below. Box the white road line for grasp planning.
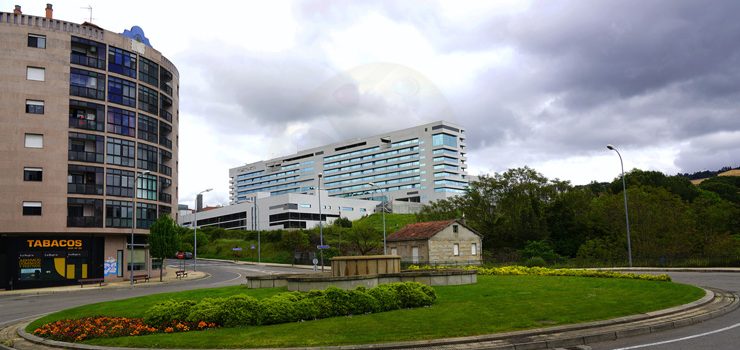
[613,322,740,349]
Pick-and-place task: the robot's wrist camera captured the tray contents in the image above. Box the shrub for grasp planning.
[368,284,401,311]
[186,298,227,324]
[347,288,380,314]
[408,264,671,282]
[524,256,547,267]
[144,299,196,326]
[221,295,262,327]
[261,294,298,325]
[390,282,434,308]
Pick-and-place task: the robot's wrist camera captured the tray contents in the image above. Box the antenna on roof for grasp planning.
[81,5,94,23]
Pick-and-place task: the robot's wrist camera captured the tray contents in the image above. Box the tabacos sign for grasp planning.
[26,239,83,249]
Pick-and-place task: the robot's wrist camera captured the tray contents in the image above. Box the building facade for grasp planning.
[179,191,380,231]
[386,220,482,266]
[230,121,469,206]
[0,6,179,290]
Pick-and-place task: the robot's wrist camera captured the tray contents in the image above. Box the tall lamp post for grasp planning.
[368,182,387,255]
[131,170,150,286]
[317,174,324,272]
[607,144,633,267]
[193,188,212,272]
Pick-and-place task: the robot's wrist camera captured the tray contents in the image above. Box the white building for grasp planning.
[178,191,380,231]
[229,121,469,206]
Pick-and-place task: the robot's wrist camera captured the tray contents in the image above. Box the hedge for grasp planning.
[144,282,436,328]
[406,265,672,282]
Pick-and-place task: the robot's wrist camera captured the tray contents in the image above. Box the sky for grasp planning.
[10,0,740,207]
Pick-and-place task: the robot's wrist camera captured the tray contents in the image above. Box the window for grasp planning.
[138,56,159,87]
[68,165,104,195]
[106,200,133,228]
[25,100,44,114]
[69,99,104,131]
[138,114,158,143]
[25,134,43,148]
[23,201,42,216]
[137,143,158,172]
[391,248,398,256]
[160,68,173,96]
[70,68,105,100]
[453,224,459,233]
[108,77,137,107]
[108,46,137,78]
[71,36,106,69]
[106,137,136,167]
[106,168,135,198]
[138,85,158,114]
[137,173,158,200]
[136,202,157,229]
[68,132,104,163]
[453,243,460,256]
[24,167,42,181]
[432,133,457,147]
[28,34,46,48]
[107,106,136,137]
[341,206,354,211]
[67,198,103,227]
[471,243,477,256]
[26,67,45,81]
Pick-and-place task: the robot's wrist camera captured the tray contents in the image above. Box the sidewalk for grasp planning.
[0,266,208,296]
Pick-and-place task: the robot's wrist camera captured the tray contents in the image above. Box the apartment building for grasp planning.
[0,5,179,289]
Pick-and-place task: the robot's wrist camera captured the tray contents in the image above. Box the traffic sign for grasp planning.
[317,245,330,249]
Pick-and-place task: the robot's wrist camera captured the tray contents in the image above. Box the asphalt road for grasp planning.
[591,272,740,350]
[0,259,312,327]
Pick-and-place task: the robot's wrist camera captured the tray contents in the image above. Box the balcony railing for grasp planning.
[159,137,172,149]
[159,109,172,122]
[67,216,103,228]
[159,192,172,204]
[159,164,172,177]
[69,151,104,163]
[68,183,103,195]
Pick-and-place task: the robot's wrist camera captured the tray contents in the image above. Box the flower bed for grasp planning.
[407,265,672,282]
[32,317,217,342]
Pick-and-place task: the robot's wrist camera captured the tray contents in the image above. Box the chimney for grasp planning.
[45,4,53,19]
[13,5,22,15]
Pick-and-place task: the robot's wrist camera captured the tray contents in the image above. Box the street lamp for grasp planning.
[607,144,633,267]
[317,173,324,272]
[193,188,212,272]
[131,170,150,286]
[243,196,260,263]
[368,182,387,255]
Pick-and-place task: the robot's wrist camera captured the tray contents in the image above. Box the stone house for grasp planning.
[387,219,482,265]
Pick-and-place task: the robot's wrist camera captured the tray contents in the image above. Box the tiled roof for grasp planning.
[387,219,456,241]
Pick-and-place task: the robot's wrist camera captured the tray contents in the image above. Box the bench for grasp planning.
[78,278,105,288]
[175,270,188,279]
[132,274,150,283]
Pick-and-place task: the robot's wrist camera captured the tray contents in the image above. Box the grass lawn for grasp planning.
[28,275,703,348]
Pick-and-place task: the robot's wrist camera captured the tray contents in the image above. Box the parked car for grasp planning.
[184,252,193,259]
[175,251,193,259]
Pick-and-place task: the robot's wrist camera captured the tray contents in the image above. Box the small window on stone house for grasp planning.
[453,243,460,256]
[453,224,459,233]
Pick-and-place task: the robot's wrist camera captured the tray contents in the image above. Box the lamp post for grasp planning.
[245,196,259,263]
[317,174,324,272]
[368,182,387,255]
[607,144,633,267]
[131,170,150,286]
[193,188,212,272]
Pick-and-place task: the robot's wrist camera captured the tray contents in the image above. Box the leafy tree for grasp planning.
[149,215,179,281]
[519,240,561,263]
[698,176,740,205]
[610,169,700,202]
[546,187,593,257]
[346,222,381,255]
[280,230,309,252]
[415,197,461,222]
[333,217,353,228]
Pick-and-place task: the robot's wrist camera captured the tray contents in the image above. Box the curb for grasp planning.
[0,270,210,297]
[199,258,330,271]
[16,287,739,350]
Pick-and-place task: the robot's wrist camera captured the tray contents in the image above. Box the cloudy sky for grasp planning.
[15,0,740,206]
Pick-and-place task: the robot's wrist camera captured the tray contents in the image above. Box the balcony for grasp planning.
[159,164,172,177]
[67,216,103,228]
[159,136,172,149]
[69,151,104,163]
[159,109,172,122]
[159,192,172,204]
[68,183,103,195]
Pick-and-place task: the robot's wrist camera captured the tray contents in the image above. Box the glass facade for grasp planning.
[106,137,136,167]
[108,77,137,107]
[70,68,105,100]
[107,107,136,137]
[108,46,137,78]
[69,100,105,132]
[432,133,457,147]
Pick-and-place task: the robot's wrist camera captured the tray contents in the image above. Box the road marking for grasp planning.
[613,322,740,349]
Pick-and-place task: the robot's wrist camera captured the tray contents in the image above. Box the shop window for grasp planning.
[24,167,43,182]
[23,201,42,216]
[28,34,46,48]
[25,100,44,114]
[26,67,45,81]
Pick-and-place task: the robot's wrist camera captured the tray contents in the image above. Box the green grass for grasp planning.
[355,213,418,233]
[28,275,703,348]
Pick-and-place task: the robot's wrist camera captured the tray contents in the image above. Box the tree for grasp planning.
[346,222,381,255]
[149,215,179,281]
